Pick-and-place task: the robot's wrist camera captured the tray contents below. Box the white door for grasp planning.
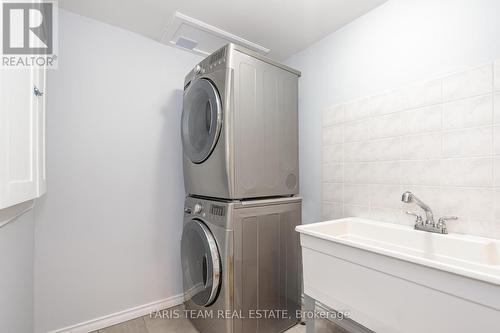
[0,68,37,209]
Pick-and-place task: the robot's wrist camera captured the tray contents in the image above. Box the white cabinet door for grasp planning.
[0,66,47,210]
[0,68,37,209]
[33,66,47,197]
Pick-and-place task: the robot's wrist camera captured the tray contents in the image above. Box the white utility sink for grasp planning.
[296,218,500,333]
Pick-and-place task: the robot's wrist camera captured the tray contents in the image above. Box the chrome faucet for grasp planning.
[401,191,434,225]
[401,191,457,234]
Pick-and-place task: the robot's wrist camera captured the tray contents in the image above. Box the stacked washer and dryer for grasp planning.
[180,43,302,333]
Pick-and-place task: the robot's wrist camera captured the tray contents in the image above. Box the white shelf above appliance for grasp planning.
[161,12,270,57]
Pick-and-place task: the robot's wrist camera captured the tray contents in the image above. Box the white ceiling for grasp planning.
[59,0,387,60]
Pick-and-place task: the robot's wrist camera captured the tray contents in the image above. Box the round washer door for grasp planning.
[181,78,222,164]
[181,219,221,307]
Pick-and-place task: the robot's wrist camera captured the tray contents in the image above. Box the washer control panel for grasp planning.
[210,204,225,217]
[184,198,227,222]
[185,202,205,217]
[185,201,208,218]
[184,197,230,228]
[193,203,203,214]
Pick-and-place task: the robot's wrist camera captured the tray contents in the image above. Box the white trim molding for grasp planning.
[48,294,184,333]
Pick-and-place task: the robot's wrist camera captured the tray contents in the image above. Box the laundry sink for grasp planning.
[296,218,500,333]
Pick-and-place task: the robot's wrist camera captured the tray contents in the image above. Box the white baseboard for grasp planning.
[49,293,185,333]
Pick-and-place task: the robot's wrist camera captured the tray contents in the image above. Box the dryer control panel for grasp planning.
[192,57,226,77]
[187,46,227,83]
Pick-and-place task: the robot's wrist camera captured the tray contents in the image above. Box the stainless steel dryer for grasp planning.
[181,44,301,199]
[181,196,302,333]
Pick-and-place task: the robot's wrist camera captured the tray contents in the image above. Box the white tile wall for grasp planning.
[401,160,443,186]
[495,60,500,91]
[440,158,493,187]
[323,183,343,202]
[322,202,343,220]
[496,189,500,221]
[323,163,343,183]
[495,126,500,155]
[343,204,370,219]
[495,92,500,124]
[322,125,344,145]
[371,113,405,139]
[403,105,442,134]
[321,60,500,238]
[344,184,371,206]
[442,95,493,130]
[403,79,442,109]
[343,120,370,142]
[442,65,493,101]
[442,127,492,158]
[322,105,344,127]
[344,98,373,122]
[401,133,441,160]
[495,156,500,187]
[370,185,404,209]
[323,144,343,163]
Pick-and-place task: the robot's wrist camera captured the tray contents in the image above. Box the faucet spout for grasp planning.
[401,191,434,225]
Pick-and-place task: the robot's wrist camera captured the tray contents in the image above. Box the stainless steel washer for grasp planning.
[181,196,302,333]
[181,44,301,199]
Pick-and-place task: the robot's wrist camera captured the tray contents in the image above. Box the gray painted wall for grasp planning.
[0,207,34,333]
[34,10,201,332]
[285,0,500,225]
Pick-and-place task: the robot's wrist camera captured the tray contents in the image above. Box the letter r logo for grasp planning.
[2,2,53,54]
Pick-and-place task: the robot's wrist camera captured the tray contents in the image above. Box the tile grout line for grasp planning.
[342,119,345,218]
[325,123,496,147]
[326,91,494,127]
[492,64,496,194]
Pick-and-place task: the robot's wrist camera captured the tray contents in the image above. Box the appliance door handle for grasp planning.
[202,253,208,287]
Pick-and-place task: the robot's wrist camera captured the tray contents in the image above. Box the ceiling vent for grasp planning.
[161,12,270,57]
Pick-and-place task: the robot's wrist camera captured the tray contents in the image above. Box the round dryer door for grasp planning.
[181,219,221,307]
[181,78,222,164]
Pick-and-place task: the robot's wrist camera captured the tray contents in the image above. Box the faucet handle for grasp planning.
[436,216,457,234]
[406,211,423,224]
[438,216,458,224]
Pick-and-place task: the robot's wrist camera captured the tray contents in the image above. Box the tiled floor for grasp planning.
[94,304,348,333]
